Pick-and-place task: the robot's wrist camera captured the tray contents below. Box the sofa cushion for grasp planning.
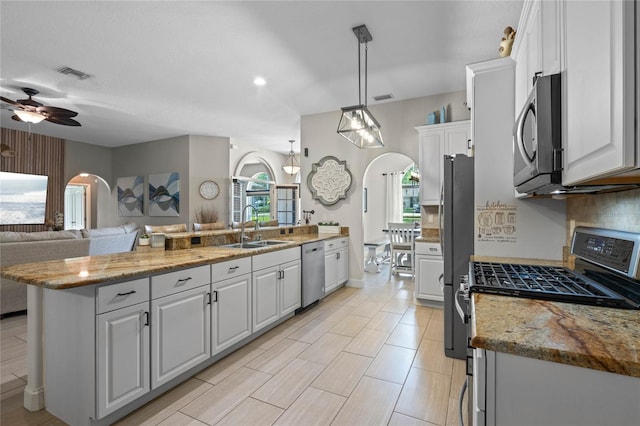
[193,222,226,231]
[0,230,82,242]
[85,226,126,238]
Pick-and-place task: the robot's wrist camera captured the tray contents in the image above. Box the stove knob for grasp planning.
[460,275,470,300]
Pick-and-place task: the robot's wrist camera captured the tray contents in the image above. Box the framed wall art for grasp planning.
[117,176,144,216]
[149,172,180,216]
[307,156,353,206]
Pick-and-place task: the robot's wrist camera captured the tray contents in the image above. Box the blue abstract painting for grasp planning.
[117,176,144,216]
[149,172,180,216]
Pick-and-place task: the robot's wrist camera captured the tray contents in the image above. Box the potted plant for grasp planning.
[139,233,150,246]
[318,221,340,234]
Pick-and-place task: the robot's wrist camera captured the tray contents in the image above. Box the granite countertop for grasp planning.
[0,233,345,290]
[470,256,640,378]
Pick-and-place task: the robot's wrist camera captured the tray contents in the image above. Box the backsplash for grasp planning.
[566,188,640,243]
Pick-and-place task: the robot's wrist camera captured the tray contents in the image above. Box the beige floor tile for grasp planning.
[273,386,345,426]
[114,378,213,425]
[246,338,310,374]
[297,332,352,365]
[311,352,372,397]
[249,323,300,351]
[395,368,451,425]
[342,293,369,307]
[0,384,66,426]
[349,300,385,319]
[252,358,325,409]
[328,315,370,337]
[195,345,265,385]
[343,327,389,358]
[0,336,26,362]
[381,297,411,314]
[284,304,324,327]
[447,360,468,426]
[1,372,26,394]
[386,323,426,350]
[389,412,431,426]
[400,306,434,327]
[393,288,414,300]
[287,318,335,344]
[413,339,453,375]
[364,344,415,384]
[180,367,272,425]
[315,304,354,323]
[331,376,402,426]
[365,311,403,333]
[156,411,208,426]
[424,310,445,342]
[216,397,284,426]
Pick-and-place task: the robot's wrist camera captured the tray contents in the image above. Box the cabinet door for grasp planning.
[151,286,211,389]
[415,256,444,302]
[443,125,470,156]
[336,246,349,285]
[252,266,280,332]
[96,302,149,419]
[563,0,635,184]
[324,251,338,294]
[418,129,444,204]
[212,273,251,354]
[280,260,301,316]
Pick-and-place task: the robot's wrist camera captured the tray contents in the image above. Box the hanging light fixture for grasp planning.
[282,139,301,175]
[337,24,383,149]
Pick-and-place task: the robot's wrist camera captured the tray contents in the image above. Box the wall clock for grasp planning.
[199,180,219,200]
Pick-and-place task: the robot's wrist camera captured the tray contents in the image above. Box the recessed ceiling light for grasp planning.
[253,77,266,86]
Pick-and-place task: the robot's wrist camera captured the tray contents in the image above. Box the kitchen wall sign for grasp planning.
[307,156,353,206]
[476,200,517,243]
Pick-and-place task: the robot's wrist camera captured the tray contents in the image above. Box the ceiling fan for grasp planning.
[1,87,81,126]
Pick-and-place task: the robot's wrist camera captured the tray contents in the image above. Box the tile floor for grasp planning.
[1,263,468,426]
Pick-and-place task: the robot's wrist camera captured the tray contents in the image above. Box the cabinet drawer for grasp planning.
[151,265,210,300]
[253,247,300,271]
[324,237,348,252]
[211,257,251,282]
[96,278,150,314]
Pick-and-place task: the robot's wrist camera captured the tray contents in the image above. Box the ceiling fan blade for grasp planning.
[11,114,24,122]
[36,105,78,117]
[1,96,23,107]
[17,98,43,108]
[45,116,81,126]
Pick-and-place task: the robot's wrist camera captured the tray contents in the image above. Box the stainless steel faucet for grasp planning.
[240,205,260,243]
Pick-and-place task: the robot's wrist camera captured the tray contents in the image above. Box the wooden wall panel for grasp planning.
[0,128,65,232]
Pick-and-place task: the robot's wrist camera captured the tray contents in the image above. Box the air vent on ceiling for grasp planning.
[56,66,91,80]
[373,93,393,101]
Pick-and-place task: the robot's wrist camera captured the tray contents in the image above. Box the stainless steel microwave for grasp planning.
[513,73,562,195]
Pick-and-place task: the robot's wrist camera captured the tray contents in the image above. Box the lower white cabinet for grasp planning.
[150,285,211,388]
[324,237,349,295]
[96,301,150,419]
[415,242,444,302]
[252,247,301,333]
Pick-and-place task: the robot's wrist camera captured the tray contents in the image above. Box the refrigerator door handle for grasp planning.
[454,286,466,323]
[438,182,444,253]
[438,273,444,292]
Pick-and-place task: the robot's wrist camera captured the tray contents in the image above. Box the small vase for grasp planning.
[139,238,150,246]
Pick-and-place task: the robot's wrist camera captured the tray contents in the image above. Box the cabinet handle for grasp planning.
[176,277,192,285]
[281,270,285,280]
[207,292,212,305]
[213,290,218,303]
[336,252,340,260]
[143,311,149,327]
[228,266,239,273]
[116,290,136,297]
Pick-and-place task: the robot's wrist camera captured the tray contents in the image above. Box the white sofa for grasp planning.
[0,223,139,317]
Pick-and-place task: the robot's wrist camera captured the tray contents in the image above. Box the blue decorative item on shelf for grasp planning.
[427,112,437,125]
[440,106,447,123]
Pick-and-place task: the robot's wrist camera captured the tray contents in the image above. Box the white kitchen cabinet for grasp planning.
[96,301,150,419]
[414,242,443,302]
[474,349,640,426]
[416,121,470,205]
[562,0,637,184]
[324,237,349,295]
[211,258,252,354]
[512,0,563,114]
[252,247,301,333]
[150,265,211,389]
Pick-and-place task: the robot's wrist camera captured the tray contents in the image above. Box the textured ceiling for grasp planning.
[0,1,522,153]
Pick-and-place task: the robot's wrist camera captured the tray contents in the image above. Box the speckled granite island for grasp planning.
[0,227,348,425]
[468,256,640,426]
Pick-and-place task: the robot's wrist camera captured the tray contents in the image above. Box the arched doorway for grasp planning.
[65,174,110,229]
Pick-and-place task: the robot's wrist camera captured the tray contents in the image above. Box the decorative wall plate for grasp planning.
[307,156,353,205]
[199,180,219,200]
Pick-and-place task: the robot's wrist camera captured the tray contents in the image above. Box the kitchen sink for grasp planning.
[221,240,290,249]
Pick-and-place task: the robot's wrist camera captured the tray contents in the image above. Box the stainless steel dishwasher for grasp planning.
[301,241,325,308]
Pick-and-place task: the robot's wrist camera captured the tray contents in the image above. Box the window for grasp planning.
[402,164,420,223]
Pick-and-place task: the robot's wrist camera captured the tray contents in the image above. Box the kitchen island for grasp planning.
[0,228,347,425]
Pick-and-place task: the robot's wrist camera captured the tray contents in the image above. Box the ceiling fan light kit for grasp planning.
[1,87,81,127]
[282,139,301,175]
[337,24,384,149]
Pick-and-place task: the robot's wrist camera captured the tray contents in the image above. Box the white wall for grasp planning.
[301,91,470,283]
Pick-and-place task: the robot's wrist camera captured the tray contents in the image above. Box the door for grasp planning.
[151,286,211,388]
[280,260,301,316]
[324,250,338,294]
[64,184,87,229]
[96,302,149,418]
[336,246,349,285]
[252,266,279,332]
[212,273,251,354]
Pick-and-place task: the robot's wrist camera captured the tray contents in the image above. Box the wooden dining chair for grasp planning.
[387,222,416,280]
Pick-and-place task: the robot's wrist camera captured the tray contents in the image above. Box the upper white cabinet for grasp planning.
[512,0,563,113]
[416,121,471,205]
[562,0,637,184]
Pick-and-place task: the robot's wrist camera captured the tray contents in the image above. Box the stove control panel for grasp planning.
[571,227,640,280]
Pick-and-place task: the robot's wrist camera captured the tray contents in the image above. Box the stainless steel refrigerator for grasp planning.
[441,154,474,359]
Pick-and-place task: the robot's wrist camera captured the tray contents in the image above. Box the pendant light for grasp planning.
[282,139,301,175]
[337,24,384,148]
